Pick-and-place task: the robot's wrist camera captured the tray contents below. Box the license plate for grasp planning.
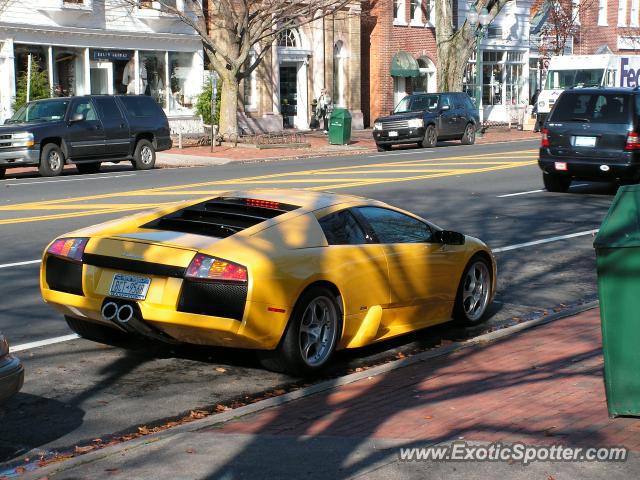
[555,162,568,171]
[575,136,596,147]
[388,131,398,137]
[109,273,151,301]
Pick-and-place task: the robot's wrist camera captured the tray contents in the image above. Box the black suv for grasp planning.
[539,88,640,192]
[372,92,480,151]
[0,95,172,178]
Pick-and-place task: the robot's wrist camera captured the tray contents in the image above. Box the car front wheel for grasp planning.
[260,286,342,376]
[39,144,65,177]
[132,139,156,170]
[543,173,571,193]
[453,256,492,326]
[421,125,437,148]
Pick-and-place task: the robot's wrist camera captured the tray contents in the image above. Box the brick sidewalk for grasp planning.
[210,308,640,451]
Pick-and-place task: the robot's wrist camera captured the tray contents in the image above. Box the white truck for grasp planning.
[536,54,640,129]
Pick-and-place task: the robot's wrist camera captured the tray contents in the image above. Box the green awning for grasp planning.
[390,51,419,78]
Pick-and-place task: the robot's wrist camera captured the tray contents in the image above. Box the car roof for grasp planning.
[28,95,149,103]
[221,189,376,211]
[561,87,638,95]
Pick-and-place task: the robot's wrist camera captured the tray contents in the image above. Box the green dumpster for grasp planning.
[594,184,640,417]
[328,108,352,145]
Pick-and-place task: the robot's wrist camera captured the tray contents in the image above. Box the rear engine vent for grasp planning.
[141,197,299,238]
[46,256,83,295]
[178,279,247,320]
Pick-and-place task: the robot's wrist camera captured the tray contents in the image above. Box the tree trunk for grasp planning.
[218,71,239,136]
[435,0,474,92]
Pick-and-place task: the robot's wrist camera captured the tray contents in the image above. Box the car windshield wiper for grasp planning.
[571,117,591,123]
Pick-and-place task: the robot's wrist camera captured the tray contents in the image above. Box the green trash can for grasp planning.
[328,108,352,145]
[594,184,640,417]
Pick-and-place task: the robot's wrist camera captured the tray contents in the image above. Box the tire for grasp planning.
[260,286,342,376]
[65,316,126,346]
[461,123,476,145]
[0,167,5,179]
[377,144,391,152]
[543,173,571,193]
[132,139,156,170]
[39,143,65,177]
[76,162,101,174]
[453,256,493,326]
[421,124,437,148]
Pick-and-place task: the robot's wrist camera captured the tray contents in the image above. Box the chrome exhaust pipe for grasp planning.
[116,304,134,324]
[101,302,119,322]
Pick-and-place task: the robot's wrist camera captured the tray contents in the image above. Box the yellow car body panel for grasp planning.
[41,189,496,352]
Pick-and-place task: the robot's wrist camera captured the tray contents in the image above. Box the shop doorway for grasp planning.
[90,62,113,94]
[279,64,297,128]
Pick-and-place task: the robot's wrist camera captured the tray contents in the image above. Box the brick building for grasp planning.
[361,0,438,127]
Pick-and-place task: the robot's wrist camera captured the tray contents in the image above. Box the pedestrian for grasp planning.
[316,88,332,134]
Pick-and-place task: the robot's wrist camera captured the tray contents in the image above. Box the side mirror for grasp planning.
[69,112,84,123]
[433,230,465,245]
[440,105,451,112]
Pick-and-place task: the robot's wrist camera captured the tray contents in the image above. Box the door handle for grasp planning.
[94,125,102,130]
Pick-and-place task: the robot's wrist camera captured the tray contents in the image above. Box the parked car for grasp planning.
[40,189,496,376]
[0,95,172,179]
[539,87,640,192]
[372,92,480,151]
[0,332,24,403]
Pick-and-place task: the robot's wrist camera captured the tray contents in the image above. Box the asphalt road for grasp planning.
[0,138,616,467]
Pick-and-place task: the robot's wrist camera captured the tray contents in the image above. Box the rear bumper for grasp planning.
[155,136,172,152]
[373,127,426,145]
[539,151,640,181]
[0,148,40,168]
[41,286,289,350]
[0,355,24,403]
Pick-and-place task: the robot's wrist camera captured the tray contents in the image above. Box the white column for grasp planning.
[1,39,16,122]
[134,50,140,95]
[272,44,280,114]
[48,46,54,96]
[165,51,170,112]
[295,60,309,129]
[83,47,90,96]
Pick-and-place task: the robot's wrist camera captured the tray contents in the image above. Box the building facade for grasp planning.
[0,0,205,131]
[212,3,363,133]
[362,0,438,127]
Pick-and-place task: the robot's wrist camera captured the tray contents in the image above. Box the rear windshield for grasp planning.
[549,93,631,124]
[118,96,163,117]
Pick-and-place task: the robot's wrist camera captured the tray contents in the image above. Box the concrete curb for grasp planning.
[20,300,598,479]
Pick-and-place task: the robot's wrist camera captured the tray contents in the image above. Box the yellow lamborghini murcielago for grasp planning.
[41,189,496,374]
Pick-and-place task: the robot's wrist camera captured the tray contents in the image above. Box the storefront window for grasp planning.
[472,50,526,106]
[140,51,167,108]
[168,51,196,113]
[14,44,48,94]
[52,47,84,97]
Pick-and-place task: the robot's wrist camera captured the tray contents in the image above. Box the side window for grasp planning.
[95,97,124,123]
[440,95,452,109]
[463,94,475,110]
[119,96,162,117]
[454,94,465,109]
[72,100,98,122]
[356,207,432,244]
[411,95,429,111]
[318,209,368,245]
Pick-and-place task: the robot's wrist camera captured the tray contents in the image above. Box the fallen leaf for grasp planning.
[74,445,96,454]
[186,448,195,454]
[215,367,226,373]
[424,416,433,420]
[273,389,286,395]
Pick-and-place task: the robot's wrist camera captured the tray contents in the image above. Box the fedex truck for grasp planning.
[536,54,640,129]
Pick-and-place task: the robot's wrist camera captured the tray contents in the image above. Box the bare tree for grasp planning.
[435,0,511,92]
[534,0,596,59]
[120,0,357,136]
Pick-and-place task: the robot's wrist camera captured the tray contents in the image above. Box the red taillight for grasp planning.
[186,254,248,282]
[47,238,88,262]
[625,132,640,150]
[245,198,281,210]
[541,128,550,148]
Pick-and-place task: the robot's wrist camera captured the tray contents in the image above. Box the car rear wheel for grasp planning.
[132,139,156,170]
[76,162,101,174]
[421,125,437,148]
[260,286,342,376]
[377,144,391,152]
[39,144,65,177]
[453,256,492,326]
[65,316,127,346]
[543,173,571,193]
[461,123,476,145]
